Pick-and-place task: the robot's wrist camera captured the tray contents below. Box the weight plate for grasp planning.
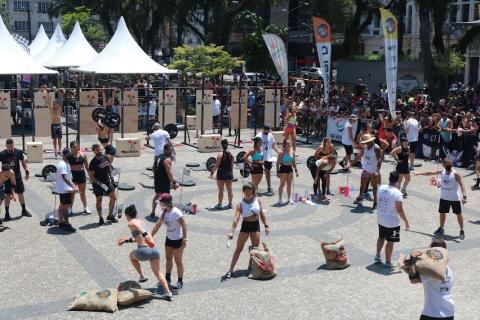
[236,151,246,163]
[105,112,121,128]
[414,163,422,167]
[180,179,196,187]
[118,183,135,191]
[240,163,251,178]
[306,156,316,170]
[186,163,200,168]
[147,119,158,135]
[91,107,106,122]
[206,157,216,172]
[146,167,153,171]
[41,165,57,178]
[232,177,238,182]
[164,123,178,139]
[35,173,43,178]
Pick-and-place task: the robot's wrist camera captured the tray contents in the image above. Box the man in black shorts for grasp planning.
[150,143,178,218]
[55,148,77,232]
[0,139,31,220]
[88,144,117,225]
[0,164,16,225]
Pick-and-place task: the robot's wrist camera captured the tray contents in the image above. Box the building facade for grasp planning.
[5,0,60,41]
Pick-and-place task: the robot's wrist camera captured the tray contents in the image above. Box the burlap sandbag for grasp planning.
[248,242,277,280]
[321,238,351,270]
[68,289,118,313]
[117,280,152,306]
[398,247,449,281]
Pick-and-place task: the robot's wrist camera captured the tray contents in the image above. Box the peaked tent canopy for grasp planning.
[0,15,57,75]
[74,17,176,74]
[46,21,97,68]
[33,23,66,65]
[29,25,49,56]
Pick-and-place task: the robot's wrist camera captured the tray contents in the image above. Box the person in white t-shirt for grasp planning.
[212,94,221,132]
[409,238,454,320]
[149,123,171,157]
[341,115,357,170]
[55,148,78,232]
[152,193,188,290]
[404,112,420,170]
[374,171,409,268]
[255,125,279,193]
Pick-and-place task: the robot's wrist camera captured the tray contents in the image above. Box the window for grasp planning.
[14,21,28,31]
[13,1,29,11]
[462,3,470,21]
[39,21,53,32]
[1,3,6,11]
[406,6,412,35]
[37,2,51,13]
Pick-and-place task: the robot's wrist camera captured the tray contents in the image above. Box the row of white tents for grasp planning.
[0,15,176,75]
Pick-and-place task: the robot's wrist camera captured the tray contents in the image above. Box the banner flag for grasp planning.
[380,8,398,119]
[262,33,289,86]
[312,17,332,103]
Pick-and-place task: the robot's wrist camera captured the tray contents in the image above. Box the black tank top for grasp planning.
[154,155,169,184]
[397,146,409,171]
[67,153,84,166]
[218,151,233,175]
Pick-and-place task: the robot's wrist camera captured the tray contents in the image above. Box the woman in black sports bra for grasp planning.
[96,122,116,163]
[68,141,91,214]
[210,139,234,209]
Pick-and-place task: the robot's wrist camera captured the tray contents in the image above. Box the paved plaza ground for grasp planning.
[1,129,479,320]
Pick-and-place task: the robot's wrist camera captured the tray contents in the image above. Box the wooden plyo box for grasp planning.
[186,115,196,129]
[115,138,140,157]
[26,142,43,163]
[271,131,284,145]
[198,134,221,153]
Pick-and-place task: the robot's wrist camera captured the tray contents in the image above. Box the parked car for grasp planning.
[301,67,323,80]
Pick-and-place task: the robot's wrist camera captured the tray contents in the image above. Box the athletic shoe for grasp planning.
[84,207,92,214]
[353,197,363,204]
[21,209,32,217]
[149,212,156,218]
[409,165,414,171]
[363,192,372,200]
[471,184,480,190]
[139,276,148,283]
[4,213,10,221]
[226,203,232,209]
[106,216,118,223]
[459,230,465,240]
[174,281,183,290]
[288,199,294,205]
[267,188,274,194]
[384,262,394,269]
[98,217,105,226]
[374,255,382,263]
[326,190,334,196]
[225,271,232,279]
[214,204,223,210]
[434,227,445,235]
[372,203,377,210]
[158,291,173,301]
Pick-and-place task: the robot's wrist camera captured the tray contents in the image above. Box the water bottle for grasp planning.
[117,204,123,218]
[226,239,231,248]
[294,192,299,202]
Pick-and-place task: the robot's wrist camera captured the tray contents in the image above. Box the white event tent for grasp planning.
[29,25,49,56]
[33,23,66,66]
[74,17,176,74]
[45,21,97,68]
[0,15,57,74]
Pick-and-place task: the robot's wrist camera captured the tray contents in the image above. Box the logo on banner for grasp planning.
[317,24,329,38]
[385,18,396,33]
[336,119,345,131]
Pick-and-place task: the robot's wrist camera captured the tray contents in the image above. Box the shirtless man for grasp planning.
[0,164,16,225]
[50,99,63,159]
[96,122,116,164]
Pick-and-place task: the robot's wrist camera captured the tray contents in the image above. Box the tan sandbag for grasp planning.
[399,247,449,281]
[248,242,277,280]
[321,237,351,270]
[117,289,152,306]
[117,280,141,292]
[68,289,118,313]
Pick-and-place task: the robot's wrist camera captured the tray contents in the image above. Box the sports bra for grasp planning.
[131,225,148,238]
[288,115,296,124]
[240,198,260,218]
[68,153,84,167]
[251,150,263,161]
[281,153,294,164]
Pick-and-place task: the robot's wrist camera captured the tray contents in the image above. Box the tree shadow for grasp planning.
[365,263,401,276]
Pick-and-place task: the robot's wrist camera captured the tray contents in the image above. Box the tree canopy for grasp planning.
[60,6,108,50]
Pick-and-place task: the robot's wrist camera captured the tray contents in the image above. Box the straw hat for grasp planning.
[361,134,376,144]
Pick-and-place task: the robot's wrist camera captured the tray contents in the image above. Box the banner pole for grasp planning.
[201,75,205,135]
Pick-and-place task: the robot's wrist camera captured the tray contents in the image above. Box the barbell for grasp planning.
[92,108,121,128]
[146,119,178,139]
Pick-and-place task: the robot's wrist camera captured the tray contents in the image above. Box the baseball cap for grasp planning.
[159,193,172,203]
[62,148,72,157]
[153,122,161,129]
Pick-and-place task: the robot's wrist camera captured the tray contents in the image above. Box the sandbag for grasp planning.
[398,247,449,282]
[321,238,350,270]
[248,242,276,280]
[68,289,118,313]
[117,281,152,306]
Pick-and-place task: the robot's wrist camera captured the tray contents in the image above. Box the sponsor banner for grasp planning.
[123,91,138,133]
[230,89,248,130]
[326,116,358,142]
[34,91,55,137]
[262,33,288,86]
[0,92,11,138]
[312,17,331,103]
[195,90,213,131]
[158,89,177,127]
[264,88,282,128]
[79,91,99,135]
[380,8,398,119]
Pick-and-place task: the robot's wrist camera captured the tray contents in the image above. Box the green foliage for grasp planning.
[436,50,465,76]
[169,45,243,79]
[61,6,108,50]
[349,54,384,61]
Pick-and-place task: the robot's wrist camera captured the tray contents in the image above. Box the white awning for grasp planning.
[29,25,49,56]
[33,23,66,65]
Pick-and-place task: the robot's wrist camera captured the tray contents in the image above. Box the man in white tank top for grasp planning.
[347,134,382,209]
[414,159,467,239]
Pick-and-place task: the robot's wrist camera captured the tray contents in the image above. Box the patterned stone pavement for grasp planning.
[0,130,479,320]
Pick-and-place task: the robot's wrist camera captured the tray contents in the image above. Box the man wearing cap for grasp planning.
[149,122,170,158]
[255,125,279,193]
[55,148,78,232]
[341,115,357,171]
[348,134,382,209]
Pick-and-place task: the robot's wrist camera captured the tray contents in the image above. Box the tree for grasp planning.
[169,45,243,79]
[437,50,465,77]
[61,6,108,50]
[418,0,438,97]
